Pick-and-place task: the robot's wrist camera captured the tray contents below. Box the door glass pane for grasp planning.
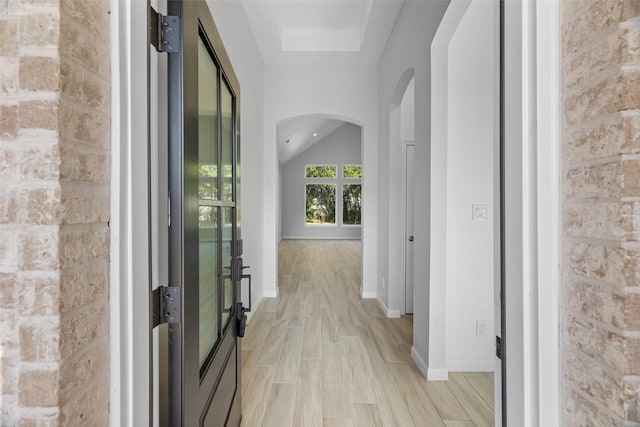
[198,38,219,367]
[198,39,219,202]
[221,81,234,202]
[198,207,219,366]
[222,207,234,329]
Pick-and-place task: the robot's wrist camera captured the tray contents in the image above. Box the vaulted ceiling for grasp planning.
[277,117,348,164]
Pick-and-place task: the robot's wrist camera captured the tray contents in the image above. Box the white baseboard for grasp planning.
[263,289,278,298]
[386,309,401,318]
[446,360,495,372]
[411,346,429,379]
[376,296,401,318]
[411,347,449,381]
[246,296,263,323]
[427,368,449,381]
[362,290,377,299]
[281,236,362,240]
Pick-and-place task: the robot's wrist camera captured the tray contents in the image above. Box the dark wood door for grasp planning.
[166,1,242,425]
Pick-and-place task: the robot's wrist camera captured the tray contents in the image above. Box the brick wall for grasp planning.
[0,0,110,425]
[562,1,640,425]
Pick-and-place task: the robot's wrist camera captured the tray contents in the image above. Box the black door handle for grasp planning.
[409,236,414,242]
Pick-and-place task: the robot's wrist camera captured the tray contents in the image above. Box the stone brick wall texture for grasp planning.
[0,0,110,425]
[562,1,640,425]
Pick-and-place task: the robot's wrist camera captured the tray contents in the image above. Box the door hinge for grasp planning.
[496,335,503,360]
[149,6,181,53]
[152,286,181,328]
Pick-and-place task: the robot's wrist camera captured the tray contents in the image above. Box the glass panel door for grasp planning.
[198,37,220,368]
[165,1,243,425]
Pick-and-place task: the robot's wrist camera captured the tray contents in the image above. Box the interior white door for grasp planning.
[405,144,415,314]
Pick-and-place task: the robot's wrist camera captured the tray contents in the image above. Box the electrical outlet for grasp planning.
[476,320,488,336]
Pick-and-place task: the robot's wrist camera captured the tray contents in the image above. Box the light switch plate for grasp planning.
[472,204,488,221]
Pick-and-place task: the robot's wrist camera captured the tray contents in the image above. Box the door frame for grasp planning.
[109,0,561,424]
[502,0,561,425]
[109,0,153,425]
[402,141,415,315]
[428,0,561,424]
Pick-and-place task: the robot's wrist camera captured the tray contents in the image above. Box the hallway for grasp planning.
[240,240,494,426]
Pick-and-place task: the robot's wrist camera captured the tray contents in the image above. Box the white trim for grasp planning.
[427,368,449,382]
[246,296,264,323]
[447,361,495,372]
[503,0,528,423]
[281,236,361,240]
[109,1,151,426]
[401,142,415,315]
[362,290,377,299]
[534,1,560,425]
[411,345,450,381]
[109,1,123,423]
[376,296,401,318]
[386,309,401,318]
[429,0,471,390]
[502,0,562,425]
[263,290,278,298]
[411,346,429,378]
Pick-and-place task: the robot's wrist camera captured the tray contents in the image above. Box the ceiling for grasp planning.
[241,1,403,161]
[277,117,349,164]
[240,0,405,63]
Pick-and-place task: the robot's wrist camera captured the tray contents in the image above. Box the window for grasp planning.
[343,184,361,225]
[343,165,362,178]
[306,165,337,178]
[304,164,361,226]
[305,184,336,224]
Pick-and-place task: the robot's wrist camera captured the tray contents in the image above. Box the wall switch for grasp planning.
[472,204,488,221]
[382,278,386,289]
[476,320,488,336]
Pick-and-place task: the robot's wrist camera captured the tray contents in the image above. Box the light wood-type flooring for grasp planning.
[240,239,495,427]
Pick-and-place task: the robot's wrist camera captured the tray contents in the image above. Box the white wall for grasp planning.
[277,163,283,241]
[401,78,415,142]
[444,0,496,371]
[207,0,265,309]
[263,63,378,297]
[281,123,362,239]
[377,0,449,373]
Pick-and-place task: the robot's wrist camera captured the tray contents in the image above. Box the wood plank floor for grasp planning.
[240,240,495,427]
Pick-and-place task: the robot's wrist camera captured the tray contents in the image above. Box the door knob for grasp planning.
[409,236,414,242]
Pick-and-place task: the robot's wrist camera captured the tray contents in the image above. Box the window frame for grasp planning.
[302,163,363,228]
